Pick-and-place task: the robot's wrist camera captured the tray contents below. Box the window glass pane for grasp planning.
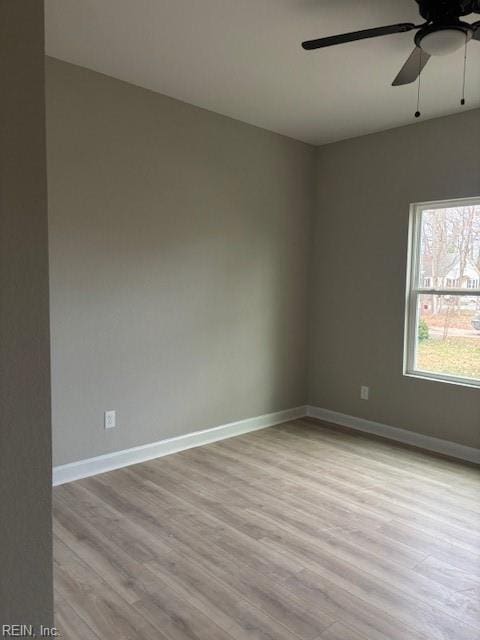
[419,205,480,290]
[416,294,480,380]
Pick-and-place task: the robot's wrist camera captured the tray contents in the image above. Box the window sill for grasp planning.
[403,370,480,390]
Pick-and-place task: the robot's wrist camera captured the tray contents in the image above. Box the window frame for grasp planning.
[404,196,480,389]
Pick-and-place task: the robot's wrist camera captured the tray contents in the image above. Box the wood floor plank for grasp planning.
[54,418,480,640]
[376,519,480,573]
[211,435,480,538]
[164,441,480,629]
[320,622,369,640]
[414,554,480,602]
[273,420,479,490]
[248,508,480,630]
[57,470,332,639]
[264,534,480,639]
[178,436,480,574]
[144,555,320,640]
[92,469,336,638]
[134,449,391,538]
[54,497,156,605]
[54,537,171,640]
[247,437,480,528]
[55,591,101,640]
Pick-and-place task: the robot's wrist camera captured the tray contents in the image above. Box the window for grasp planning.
[404,197,480,387]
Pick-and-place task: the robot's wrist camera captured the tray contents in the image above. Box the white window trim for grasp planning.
[404,196,480,389]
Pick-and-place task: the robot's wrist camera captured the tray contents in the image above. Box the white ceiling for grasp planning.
[45,0,480,145]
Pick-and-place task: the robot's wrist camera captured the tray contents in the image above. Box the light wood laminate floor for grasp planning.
[54,418,480,640]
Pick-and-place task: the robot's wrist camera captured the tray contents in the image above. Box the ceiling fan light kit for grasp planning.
[417,24,471,56]
[302,0,479,117]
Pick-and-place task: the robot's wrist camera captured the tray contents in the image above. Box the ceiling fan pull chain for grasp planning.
[415,49,423,118]
[461,36,468,106]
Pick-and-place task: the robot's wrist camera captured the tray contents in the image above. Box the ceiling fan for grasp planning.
[302,0,480,87]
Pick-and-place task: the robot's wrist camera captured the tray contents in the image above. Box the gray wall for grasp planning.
[46,58,314,466]
[310,108,480,449]
[47,56,480,465]
[0,0,53,627]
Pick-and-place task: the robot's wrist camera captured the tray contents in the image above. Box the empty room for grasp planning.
[2,1,480,639]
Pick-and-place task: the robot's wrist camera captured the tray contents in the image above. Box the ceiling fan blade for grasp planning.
[392,47,431,86]
[302,23,418,51]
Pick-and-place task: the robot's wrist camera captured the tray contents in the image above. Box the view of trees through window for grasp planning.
[414,204,480,382]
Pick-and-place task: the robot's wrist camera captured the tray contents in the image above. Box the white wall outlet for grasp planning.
[104,410,116,429]
[360,386,370,401]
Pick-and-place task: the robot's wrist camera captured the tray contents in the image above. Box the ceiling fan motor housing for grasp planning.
[416,0,476,22]
[415,1,475,55]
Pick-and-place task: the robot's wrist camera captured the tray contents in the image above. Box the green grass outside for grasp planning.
[417,337,480,379]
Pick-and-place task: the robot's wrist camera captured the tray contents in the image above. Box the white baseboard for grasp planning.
[53,403,478,486]
[306,406,480,465]
[52,406,307,486]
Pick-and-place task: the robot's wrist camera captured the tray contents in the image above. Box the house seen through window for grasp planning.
[405,198,480,386]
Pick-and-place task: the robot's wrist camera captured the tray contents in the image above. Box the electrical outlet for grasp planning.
[104,410,116,429]
[360,386,370,401]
